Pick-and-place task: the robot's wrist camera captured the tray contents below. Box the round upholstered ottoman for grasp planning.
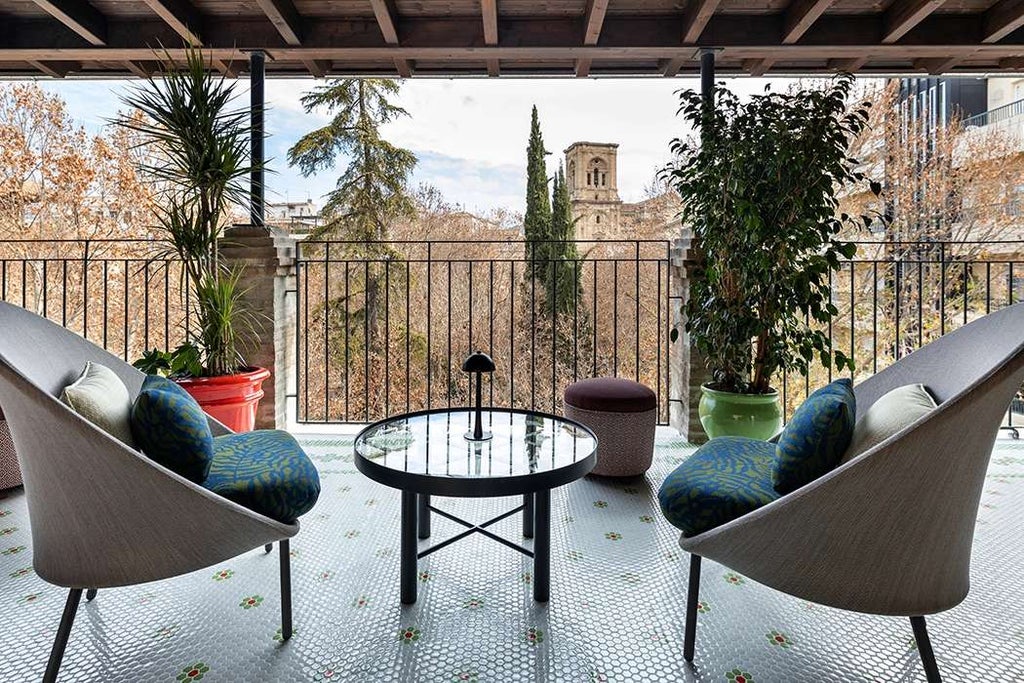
[563,378,657,477]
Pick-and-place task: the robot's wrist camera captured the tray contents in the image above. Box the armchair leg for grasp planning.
[910,616,942,683]
[43,588,83,683]
[684,554,702,663]
[85,589,97,602]
[280,540,292,641]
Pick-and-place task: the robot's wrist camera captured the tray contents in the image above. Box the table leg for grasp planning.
[418,494,431,539]
[401,490,418,604]
[533,488,550,602]
[522,492,535,539]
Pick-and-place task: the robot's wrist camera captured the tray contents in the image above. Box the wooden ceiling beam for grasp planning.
[369,0,400,44]
[782,0,836,44]
[368,0,412,77]
[482,0,499,45]
[984,0,1024,43]
[682,0,722,44]
[30,0,107,46]
[661,56,687,76]
[123,59,154,77]
[482,0,499,76]
[913,55,960,73]
[999,55,1024,69]
[742,57,774,75]
[27,60,80,77]
[140,0,203,45]
[883,0,945,43]
[575,0,607,77]
[827,56,868,71]
[301,58,331,77]
[583,0,610,45]
[254,0,304,46]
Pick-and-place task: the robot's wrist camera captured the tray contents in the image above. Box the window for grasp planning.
[587,171,592,186]
[596,215,601,224]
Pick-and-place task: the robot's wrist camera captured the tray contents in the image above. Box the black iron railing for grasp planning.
[779,240,1024,425]
[292,239,675,424]
[0,239,189,363]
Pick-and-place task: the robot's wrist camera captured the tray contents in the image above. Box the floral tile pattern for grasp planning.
[0,431,1020,682]
[175,662,209,681]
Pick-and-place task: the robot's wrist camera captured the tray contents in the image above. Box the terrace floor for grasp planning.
[1,430,1023,682]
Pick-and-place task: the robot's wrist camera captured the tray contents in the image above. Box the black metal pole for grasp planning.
[474,373,483,439]
[418,493,431,539]
[522,492,535,538]
[400,490,418,604]
[699,48,716,143]
[533,488,551,602]
[249,50,265,228]
[43,589,83,683]
[684,554,702,662]
[280,539,293,640]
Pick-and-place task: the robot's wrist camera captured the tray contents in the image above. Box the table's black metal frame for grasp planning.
[353,407,596,605]
[402,489,551,603]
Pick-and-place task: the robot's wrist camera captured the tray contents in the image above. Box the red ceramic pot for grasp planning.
[175,367,271,433]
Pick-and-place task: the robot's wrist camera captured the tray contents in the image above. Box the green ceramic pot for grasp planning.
[698,384,783,440]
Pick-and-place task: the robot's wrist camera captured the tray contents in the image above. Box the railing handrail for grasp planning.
[962,97,1024,128]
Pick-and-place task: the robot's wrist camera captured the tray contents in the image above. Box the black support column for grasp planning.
[249,50,265,228]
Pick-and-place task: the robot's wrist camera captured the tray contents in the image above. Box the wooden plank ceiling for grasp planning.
[2,0,1024,78]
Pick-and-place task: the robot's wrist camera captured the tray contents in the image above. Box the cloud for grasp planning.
[25,75,821,214]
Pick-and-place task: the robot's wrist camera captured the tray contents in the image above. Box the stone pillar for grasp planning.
[220,225,299,430]
[668,235,709,444]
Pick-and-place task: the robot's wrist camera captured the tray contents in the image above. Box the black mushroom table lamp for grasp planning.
[462,350,496,441]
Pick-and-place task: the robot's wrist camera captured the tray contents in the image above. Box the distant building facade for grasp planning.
[564,141,678,241]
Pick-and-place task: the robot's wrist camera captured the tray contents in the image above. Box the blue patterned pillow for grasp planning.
[658,436,781,537]
[130,375,214,483]
[204,431,321,523]
[773,378,856,494]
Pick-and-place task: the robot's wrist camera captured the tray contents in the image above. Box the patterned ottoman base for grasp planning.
[0,419,22,491]
[564,378,657,478]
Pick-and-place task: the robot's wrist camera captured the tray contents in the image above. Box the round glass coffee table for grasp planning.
[354,407,597,604]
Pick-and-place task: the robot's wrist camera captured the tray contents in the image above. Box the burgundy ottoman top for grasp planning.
[564,377,657,413]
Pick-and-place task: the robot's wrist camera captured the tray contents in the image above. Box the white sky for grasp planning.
[34,76,787,214]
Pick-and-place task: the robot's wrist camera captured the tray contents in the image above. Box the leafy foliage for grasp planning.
[117,48,260,377]
[524,105,552,276]
[548,163,582,313]
[288,79,416,244]
[667,75,879,394]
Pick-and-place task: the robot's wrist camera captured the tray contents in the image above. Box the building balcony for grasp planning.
[1,236,1022,681]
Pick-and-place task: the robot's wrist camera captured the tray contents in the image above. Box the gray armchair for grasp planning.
[0,302,301,682]
[673,302,1024,683]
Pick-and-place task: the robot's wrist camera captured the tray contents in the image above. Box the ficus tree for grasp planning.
[668,75,881,395]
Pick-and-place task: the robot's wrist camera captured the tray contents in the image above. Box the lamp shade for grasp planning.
[462,351,496,374]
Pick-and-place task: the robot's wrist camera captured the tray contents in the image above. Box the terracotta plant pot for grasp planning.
[175,367,271,433]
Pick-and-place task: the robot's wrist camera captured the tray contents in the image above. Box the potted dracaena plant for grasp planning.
[667,74,880,439]
[119,48,268,432]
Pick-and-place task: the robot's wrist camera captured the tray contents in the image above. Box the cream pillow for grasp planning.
[842,383,937,463]
[60,362,135,447]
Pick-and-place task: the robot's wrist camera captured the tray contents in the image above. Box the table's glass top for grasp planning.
[354,409,597,480]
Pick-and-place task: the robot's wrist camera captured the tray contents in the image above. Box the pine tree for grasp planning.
[549,164,581,313]
[288,78,417,350]
[524,105,552,278]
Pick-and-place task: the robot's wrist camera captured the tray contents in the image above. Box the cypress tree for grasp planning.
[549,164,581,313]
[524,105,552,278]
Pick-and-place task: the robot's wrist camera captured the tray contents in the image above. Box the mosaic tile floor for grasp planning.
[1,430,1023,682]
